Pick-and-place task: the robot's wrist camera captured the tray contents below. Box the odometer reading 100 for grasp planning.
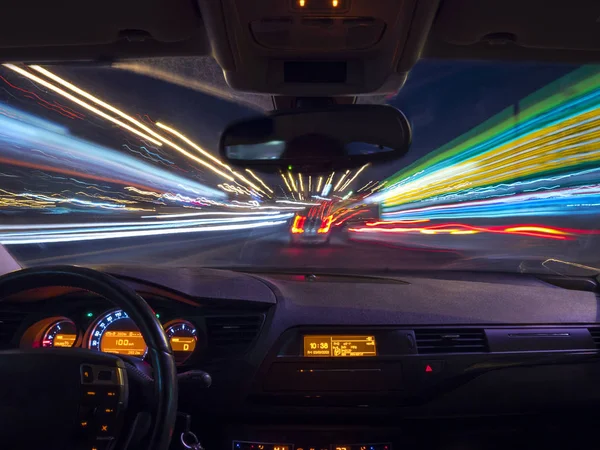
[303,335,377,357]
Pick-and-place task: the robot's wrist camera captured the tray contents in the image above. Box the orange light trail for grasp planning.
[347,222,595,241]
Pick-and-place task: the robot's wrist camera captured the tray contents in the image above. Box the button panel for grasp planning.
[77,364,127,450]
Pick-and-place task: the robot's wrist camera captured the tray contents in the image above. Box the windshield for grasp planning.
[1,59,599,276]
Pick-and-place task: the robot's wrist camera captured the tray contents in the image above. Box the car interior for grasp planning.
[1,1,600,450]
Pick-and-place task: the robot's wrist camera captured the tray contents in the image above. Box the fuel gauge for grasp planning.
[42,319,77,348]
[164,320,198,364]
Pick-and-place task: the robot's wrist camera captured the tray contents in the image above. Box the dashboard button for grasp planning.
[82,389,99,404]
[89,440,110,450]
[97,422,114,435]
[422,361,444,374]
[81,366,94,383]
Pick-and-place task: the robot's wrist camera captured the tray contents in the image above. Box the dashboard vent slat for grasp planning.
[205,314,265,356]
[589,328,600,349]
[415,328,489,354]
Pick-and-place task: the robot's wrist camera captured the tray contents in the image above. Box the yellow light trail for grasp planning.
[342,164,369,191]
[316,176,324,192]
[30,65,166,145]
[6,65,236,183]
[280,172,293,193]
[308,176,312,192]
[504,226,570,236]
[246,168,274,194]
[124,187,163,198]
[287,172,298,192]
[325,172,335,186]
[156,122,266,193]
[357,181,374,192]
[383,107,600,206]
[5,65,163,146]
[334,170,350,191]
[339,178,352,193]
[156,122,227,167]
[298,173,304,192]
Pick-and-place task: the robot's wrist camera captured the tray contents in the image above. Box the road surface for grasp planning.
[4,217,600,275]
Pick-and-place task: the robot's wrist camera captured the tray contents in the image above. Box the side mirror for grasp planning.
[219,105,411,174]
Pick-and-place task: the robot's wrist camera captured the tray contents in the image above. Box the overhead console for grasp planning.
[197,0,440,95]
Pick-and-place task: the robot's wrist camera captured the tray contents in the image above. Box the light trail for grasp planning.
[0,219,289,245]
[341,164,369,193]
[280,172,293,193]
[245,168,274,194]
[275,200,319,206]
[4,64,163,146]
[287,171,298,192]
[0,213,294,231]
[348,222,585,241]
[30,65,166,144]
[5,65,236,183]
[334,170,350,191]
[155,122,270,194]
[298,173,304,192]
[316,176,323,192]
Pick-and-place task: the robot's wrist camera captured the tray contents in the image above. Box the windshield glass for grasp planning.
[1,60,599,275]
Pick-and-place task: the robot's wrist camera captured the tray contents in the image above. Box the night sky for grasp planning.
[44,59,582,190]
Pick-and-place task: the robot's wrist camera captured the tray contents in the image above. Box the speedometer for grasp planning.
[88,309,147,357]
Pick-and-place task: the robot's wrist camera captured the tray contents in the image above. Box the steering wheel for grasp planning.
[0,265,178,450]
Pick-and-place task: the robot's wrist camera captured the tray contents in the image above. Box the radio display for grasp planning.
[303,335,377,357]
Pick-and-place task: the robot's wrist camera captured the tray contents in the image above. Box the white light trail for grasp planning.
[1,220,289,245]
[5,65,236,182]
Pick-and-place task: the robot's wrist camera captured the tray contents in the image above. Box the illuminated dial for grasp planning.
[41,319,77,348]
[165,320,198,364]
[88,309,147,357]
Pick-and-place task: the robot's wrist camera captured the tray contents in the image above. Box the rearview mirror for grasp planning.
[219,105,411,174]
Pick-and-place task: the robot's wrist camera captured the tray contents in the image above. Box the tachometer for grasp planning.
[165,320,198,364]
[88,309,147,357]
[41,319,77,348]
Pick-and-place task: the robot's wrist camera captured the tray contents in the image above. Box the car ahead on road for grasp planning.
[290,205,333,245]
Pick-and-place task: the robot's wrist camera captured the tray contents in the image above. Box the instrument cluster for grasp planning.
[20,308,200,365]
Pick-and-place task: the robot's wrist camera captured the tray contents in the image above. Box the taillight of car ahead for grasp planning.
[317,215,333,233]
[292,215,306,234]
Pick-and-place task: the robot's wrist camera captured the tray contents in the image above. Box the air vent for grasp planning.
[415,328,489,354]
[0,309,28,349]
[205,314,265,356]
[589,328,600,349]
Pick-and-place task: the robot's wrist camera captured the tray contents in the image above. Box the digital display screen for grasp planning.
[170,336,196,353]
[100,330,147,356]
[303,335,377,357]
[53,334,77,347]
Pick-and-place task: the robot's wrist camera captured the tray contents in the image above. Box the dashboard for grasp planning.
[21,308,198,364]
[2,266,600,450]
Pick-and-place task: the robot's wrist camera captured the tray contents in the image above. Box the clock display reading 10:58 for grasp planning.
[303,335,377,357]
